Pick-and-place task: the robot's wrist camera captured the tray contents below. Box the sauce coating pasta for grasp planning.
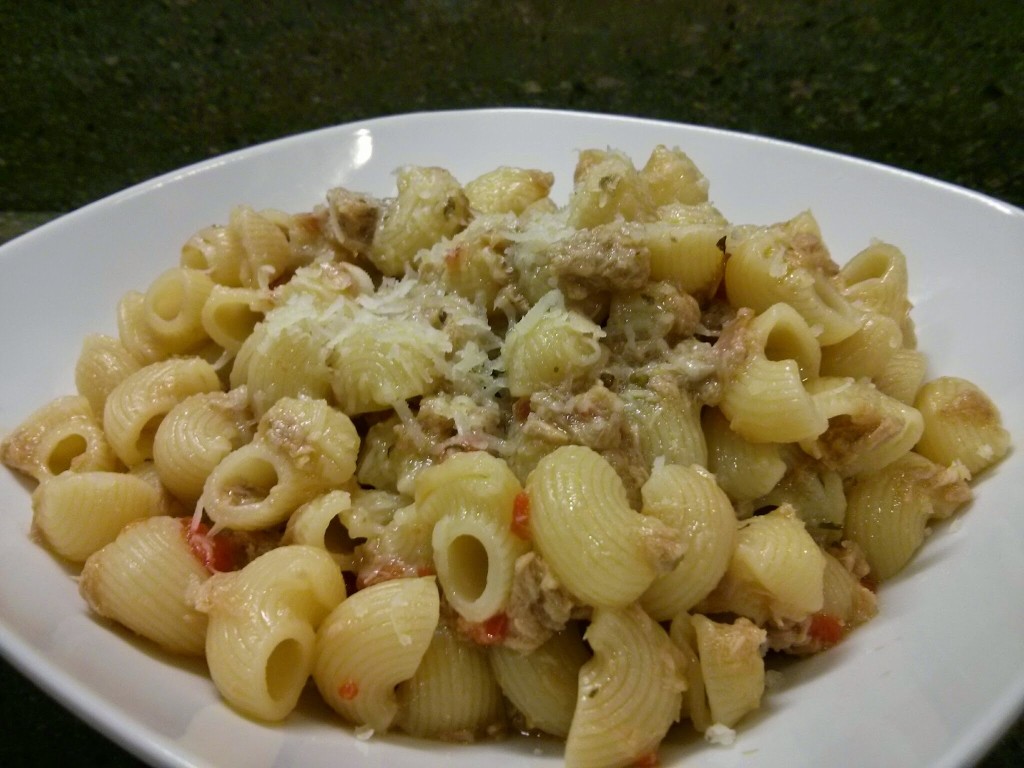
[1,146,1010,767]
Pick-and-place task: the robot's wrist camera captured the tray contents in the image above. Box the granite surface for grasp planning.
[1,1,1021,766]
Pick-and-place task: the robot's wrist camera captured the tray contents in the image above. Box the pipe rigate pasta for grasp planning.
[313,576,440,733]
[196,545,346,721]
[32,470,161,562]
[914,376,1011,474]
[525,445,683,608]
[564,604,687,768]
[718,303,828,443]
[725,210,860,345]
[1,144,1011,767]
[0,395,118,482]
[691,614,766,729]
[639,463,737,620]
[420,452,529,623]
[152,387,254,506]
[79,516,212,655]
[74,334,142,415]
[395,619,506,739]
[489,626,589,738]
[103,357,222,467]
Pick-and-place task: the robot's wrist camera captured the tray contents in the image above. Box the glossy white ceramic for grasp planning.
[1,109,1022,768]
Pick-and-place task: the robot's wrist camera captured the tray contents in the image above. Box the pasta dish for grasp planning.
[1,146,1010,767]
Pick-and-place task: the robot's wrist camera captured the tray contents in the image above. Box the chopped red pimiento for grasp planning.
[184,520,239,573]
[512,397,531,421]
[511,491,531,540]
[337,680,359,701]
[444,244,463,268]
[632,750,660,767]
[462,612,509,646]
[807,612,846,647]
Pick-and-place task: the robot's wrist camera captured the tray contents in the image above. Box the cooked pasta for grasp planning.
[0,145,1010,768]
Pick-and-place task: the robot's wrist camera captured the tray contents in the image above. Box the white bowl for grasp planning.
[1,109,1021,768]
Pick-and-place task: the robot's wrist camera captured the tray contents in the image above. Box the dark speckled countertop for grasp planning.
[1,1,1021,766]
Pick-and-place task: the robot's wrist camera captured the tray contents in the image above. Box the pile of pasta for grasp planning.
[2,146,1011,767]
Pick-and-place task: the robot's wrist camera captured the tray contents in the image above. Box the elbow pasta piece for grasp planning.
[639,217,726,301]
[565,604,687,768]
[74,334,142,416]
[819,311,904,380]
[0,395,119,482]
[117,290,170,364]
[525,445,682,608]
[622,385,707,470]
[874,347,927,405]
[725,211,859,345]
[79,516,211,655]
[180,222,246,286]
[369,166,471,276]
[234,303,335,418]
[567,149,656,228]
[152,387,255,506]
[32,471,161,562]
[465,166,554,215]
[640,144,710,206]
[415,215,515,310]
[718,303,828,443]
[255,396,359,486]
[692,614,766,729]
[702,407,787,503]
[328,317,451,415]
[640,463,738,620]
[313,576,440,733]
[801,377,924,477]
[703,505,825,624]
[103,357,222,468]
[489,625,590,738]
[668,613,712,733]
[202,397,359,530]
[502,290,606,397]
[839,241,911,322]
[201,440,321,530]
[196,545,346,721]
[142,267,215,353]
[395,620,505,739]
[283,490,359,571]
[200,285,267,354]
[844,452,972,580]
[229,205,303,289]
[419,452,529,623]
[913,376,1010,475]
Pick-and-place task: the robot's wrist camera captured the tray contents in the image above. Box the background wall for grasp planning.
[1,1,1021,766]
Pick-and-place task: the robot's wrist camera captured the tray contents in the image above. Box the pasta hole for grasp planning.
[137,414,165,457]
[265,638,304,703]
[844,251,890,284]
[763,322,806,364]
[813,273,851,314]
[150,277,186,322]
[215,303,261,345]
[180,244,210,271]
[46,433,87,475]
[222,457,278,506]
[323,516,360,556]
[447,535,489,602]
